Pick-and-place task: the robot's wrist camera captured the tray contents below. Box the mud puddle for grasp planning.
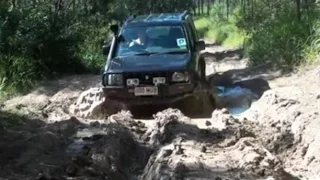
[133,85,258,130]
[66,127,108,154]
[216,86,257,117]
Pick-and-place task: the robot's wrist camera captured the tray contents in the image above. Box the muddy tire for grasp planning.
[172,90,216,118]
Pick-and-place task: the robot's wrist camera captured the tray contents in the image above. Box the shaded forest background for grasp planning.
[0,0,319,94]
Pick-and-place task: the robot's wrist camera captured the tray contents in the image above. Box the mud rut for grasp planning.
[0,46,303,180]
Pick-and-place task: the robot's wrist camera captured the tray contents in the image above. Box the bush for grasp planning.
[238,0,320,68]
[194,17,211,39]
[0,2,108,94]
[77,26,111,74]
[302,20,320,67]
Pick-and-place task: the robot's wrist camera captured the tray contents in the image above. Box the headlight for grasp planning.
[153,77,166,84]
[107,74,123,85]
[171,72,189,82]
[127,78,139,86]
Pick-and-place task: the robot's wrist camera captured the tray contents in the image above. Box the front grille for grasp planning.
[124,71,171,86]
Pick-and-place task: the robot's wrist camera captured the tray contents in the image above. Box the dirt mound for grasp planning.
[69,87,106,119]
[241,66,320,177]
[2,75,102,122]
[139,108,294,180]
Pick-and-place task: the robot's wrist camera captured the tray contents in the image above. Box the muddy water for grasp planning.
[66,127,107,154]
[216,85,256,116]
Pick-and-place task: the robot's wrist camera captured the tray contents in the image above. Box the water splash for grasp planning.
[216,86,256,116]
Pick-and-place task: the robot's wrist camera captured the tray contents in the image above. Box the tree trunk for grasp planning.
[207,0,211,15]
[226,0,229,19]
[296,0,301,20]
[193,0,197,15]
[251,0,254,20]
[243,0,246,16]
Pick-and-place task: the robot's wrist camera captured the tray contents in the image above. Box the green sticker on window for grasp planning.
[179,45,187,49]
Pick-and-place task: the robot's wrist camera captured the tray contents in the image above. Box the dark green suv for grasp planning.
[102,11,210,106]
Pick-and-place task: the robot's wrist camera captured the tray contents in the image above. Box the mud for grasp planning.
[0,113,151,179]
[241,67,320,178]
[140,108,286,179]
[0,108,296,180]
[1,45,320,180]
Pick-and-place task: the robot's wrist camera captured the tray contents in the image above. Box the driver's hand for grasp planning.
[129,40,140,47]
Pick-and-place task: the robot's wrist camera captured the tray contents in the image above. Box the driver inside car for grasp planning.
[129,27,148,48]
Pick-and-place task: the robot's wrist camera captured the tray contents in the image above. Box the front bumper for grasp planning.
[103,83,195,105]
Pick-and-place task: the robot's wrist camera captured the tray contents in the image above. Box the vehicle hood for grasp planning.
[106,53,191,72]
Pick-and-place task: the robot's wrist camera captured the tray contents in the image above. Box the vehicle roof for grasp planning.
[123,12,190,27]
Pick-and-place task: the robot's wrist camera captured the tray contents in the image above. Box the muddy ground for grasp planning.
[0,45,320,180]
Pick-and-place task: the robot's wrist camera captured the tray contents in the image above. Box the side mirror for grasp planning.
[110,24,119,36]
[102,45,111,56]
[195,40,206,51]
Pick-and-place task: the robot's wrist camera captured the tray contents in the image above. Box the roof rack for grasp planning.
[180,10,188,20]
[144,14,153,21]
[124,14,137,24]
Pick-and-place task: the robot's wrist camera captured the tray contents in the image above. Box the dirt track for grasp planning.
[0,45,320,180]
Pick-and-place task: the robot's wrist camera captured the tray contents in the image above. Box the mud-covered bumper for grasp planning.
[103,83,195,105]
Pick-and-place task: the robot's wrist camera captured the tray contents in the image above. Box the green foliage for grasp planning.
[77,27,111,73]
[194,17,210,39]
[237,0,320,68]
[194,4,245,48]
[301,20,320,67]
[0,2,87,93]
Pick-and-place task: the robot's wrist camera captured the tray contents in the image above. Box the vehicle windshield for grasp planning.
[114,25,189,57]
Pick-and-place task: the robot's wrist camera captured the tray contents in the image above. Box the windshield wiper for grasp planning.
[134,52,159,56]
[134,51,188,56]
[160,51,188,54]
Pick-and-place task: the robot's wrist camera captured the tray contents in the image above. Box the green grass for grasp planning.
[195,16,245,48]
[194,15,245,48]
[193,3,245,48]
